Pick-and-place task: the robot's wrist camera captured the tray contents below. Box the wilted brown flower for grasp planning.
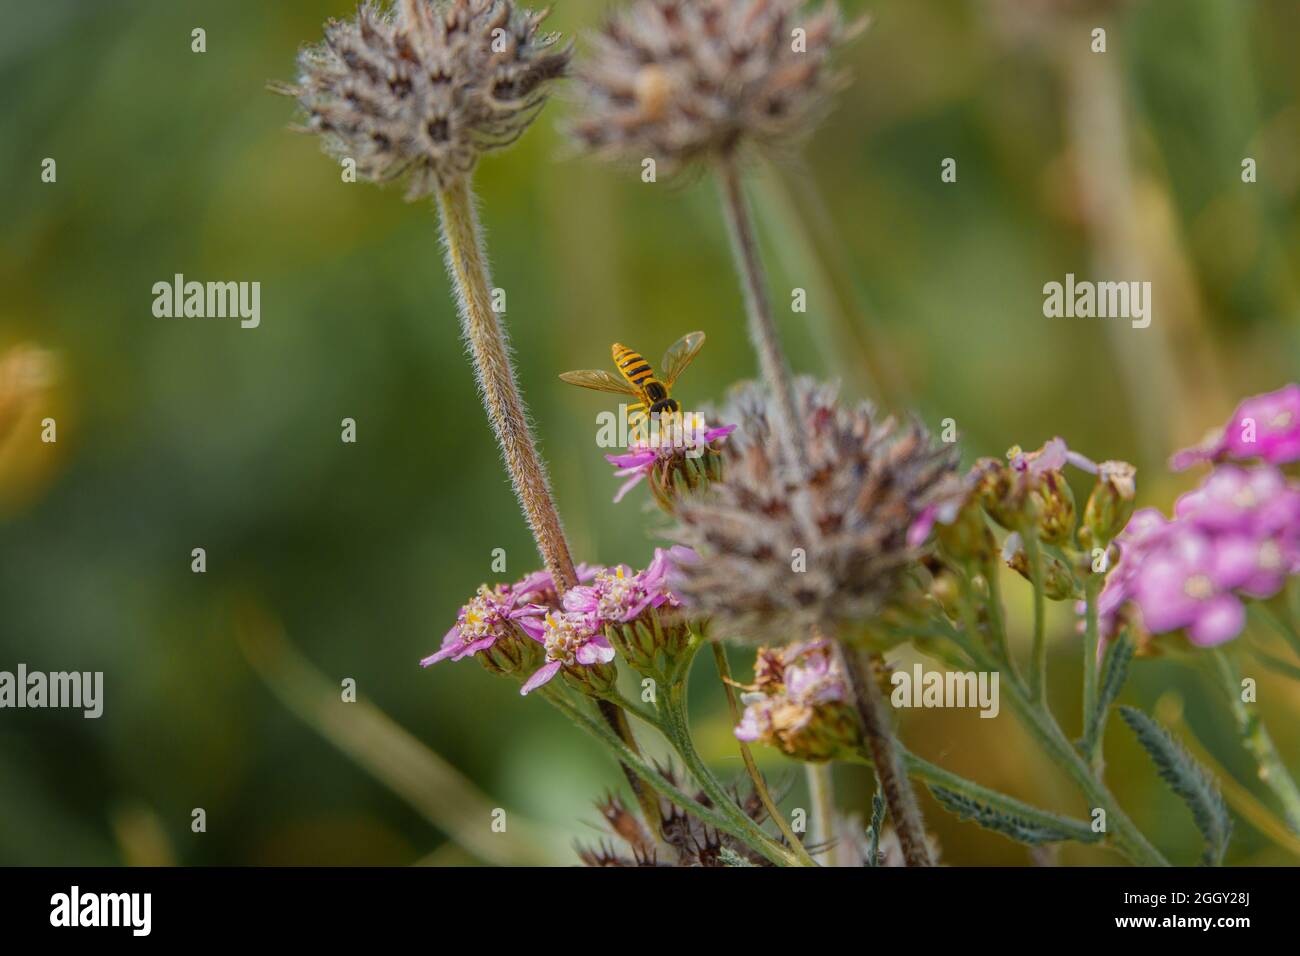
[569,0,862,174]
[576,767,778,866]
[278,0,570,198]
[670,380,965,644]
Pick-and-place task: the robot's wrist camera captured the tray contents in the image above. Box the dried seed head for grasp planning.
[569,0,862,174]
[278,0,570,198]
[576,763,777,866]
[669,380,965,644]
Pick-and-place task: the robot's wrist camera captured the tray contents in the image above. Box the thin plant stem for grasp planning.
[436,176,577,590]
[659,681,813,866]
[1209,648,1300,835]
[715,151,806,472]
[542,686,800,866]
[983,565,1024,689]
[930,617,1168,865]
[805,763,837,859]
[847,746,1099,845]
[838,644,934,866]
[435,177,659,833]
[1081,575,1102,771]
[710,643,817,865]
[1022,530,1048,702]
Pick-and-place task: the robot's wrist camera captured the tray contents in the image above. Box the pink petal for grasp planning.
[520,661,563,695]
[1188,594,1245,647]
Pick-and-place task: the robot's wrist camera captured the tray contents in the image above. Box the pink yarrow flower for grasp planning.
[564,546,693,624]
[1171,384,1300,471]
[1088,464,1300,649]
[605,416,736,503]
[520,610,615,695]
[421,582,546,667]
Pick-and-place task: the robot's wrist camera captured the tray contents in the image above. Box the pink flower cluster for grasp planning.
[606,419,736,503]
[522,546,692,693]
[1095,465,1300,647]
[1171,384,1300,471]
[422,550,692,695]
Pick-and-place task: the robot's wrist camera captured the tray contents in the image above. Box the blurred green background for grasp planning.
[1,0,1298,866]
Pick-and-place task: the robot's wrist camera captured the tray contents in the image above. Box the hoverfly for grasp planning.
[559,331,705,431]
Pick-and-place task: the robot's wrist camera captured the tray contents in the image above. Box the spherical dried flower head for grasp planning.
[669,380,965,644]
[279,0,570,198]
[569,0,862,174]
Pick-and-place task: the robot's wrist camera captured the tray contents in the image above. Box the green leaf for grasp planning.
[865,788,885,867]
[1081,631,1135,753]
[1119,706,1231,866]
[929,787,1101,846]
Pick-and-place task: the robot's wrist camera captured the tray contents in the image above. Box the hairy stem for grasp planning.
[838,645,934,866]
[436,177,577,590]
[436,178,657,834]
[710,643,817,865]
[1210,648,1300,835]
[715,151,806,472]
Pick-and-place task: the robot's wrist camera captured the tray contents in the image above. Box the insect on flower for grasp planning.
[560,331,705,437]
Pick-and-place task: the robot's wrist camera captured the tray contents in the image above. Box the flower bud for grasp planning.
[936,497,998,567]
[1083,460,1136,547]
[1002,533,1078,601]
[974,457,1026,530]
[1032,470,1076,546]
[561,660,620,698]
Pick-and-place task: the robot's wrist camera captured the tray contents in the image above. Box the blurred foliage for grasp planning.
[0,0,1297,866]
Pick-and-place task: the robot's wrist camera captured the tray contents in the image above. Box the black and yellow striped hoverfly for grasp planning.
[559,331,706,432]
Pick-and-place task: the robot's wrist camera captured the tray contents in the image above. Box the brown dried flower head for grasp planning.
[279,0,571,198]
[569,0,861,173]
[670,380,965,644]
[577,766,777,866]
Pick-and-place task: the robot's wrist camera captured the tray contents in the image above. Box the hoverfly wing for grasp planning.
[660,331,705,388]
[558,368,639,396]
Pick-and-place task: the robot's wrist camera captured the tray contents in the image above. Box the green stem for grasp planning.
[805,763,837,857]
[1004,671,1167,865]
[710,643,818,865]
[1022,531,1048,703]
[714,150,806,473]
[660,682,812,867]
[838,646,935,866]
[542,687,800,866]
[1081,575,1102,771]
[983,564,1019,682]
[848,746,1099,845]
[932,617,1168,865]
[1209,648,1300,835]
